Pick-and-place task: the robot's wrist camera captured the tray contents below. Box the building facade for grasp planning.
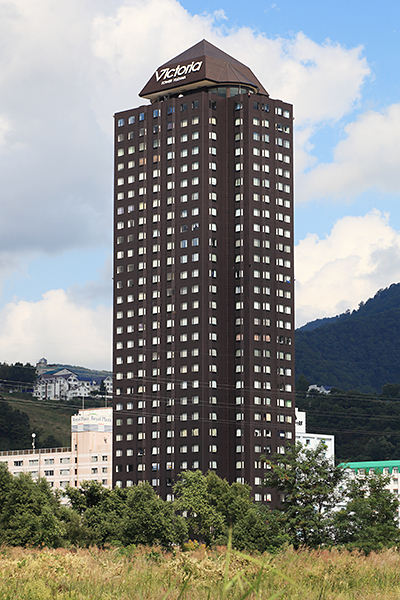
[112,40,295,502]
[295,408,335,461]
[0,407,113,492]
[339,460,400,519]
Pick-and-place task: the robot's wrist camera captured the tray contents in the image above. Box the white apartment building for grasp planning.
[33,368,112,402]
[295,408,335,461]
[0,407,112,492]
[339,460,400,518]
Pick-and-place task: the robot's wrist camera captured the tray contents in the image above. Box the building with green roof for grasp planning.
[339,460,400,519]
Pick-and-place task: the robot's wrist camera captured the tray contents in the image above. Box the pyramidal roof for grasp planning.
[140,39,268,100]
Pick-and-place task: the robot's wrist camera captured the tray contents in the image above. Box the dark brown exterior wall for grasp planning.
[112,87,295,505]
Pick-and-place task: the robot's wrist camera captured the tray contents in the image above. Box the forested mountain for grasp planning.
[297,314,342,332]
[295,283,400,393]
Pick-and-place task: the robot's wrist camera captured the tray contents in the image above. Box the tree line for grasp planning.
[296,381,400,461]
[0,362,37,385]
[0,443,398,554]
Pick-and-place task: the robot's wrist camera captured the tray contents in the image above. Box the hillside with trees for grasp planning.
[295,283,400,393]
[296,386,400,462]
[0,397,74,450]
[0,391,108,451]
[0,362,36,390]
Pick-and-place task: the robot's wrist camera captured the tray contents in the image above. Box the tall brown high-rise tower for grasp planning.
[113,40,295,503]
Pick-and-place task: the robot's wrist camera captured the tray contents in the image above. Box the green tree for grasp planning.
[174,470,226,545]
[119,482,187,547]
[65,481,125,546]
[233,506,288,553]
[381,383,400,398]
[204,470,254,527]
[296,374,310,393]
[333,472,400,553]
[82,487,129,546]
[0,463,13,512]
[262,442,345,549]
[38,434,62,449]
[0,474,66,547]
[65,480,108,515]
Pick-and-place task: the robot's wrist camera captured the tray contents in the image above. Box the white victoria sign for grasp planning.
[155,61,203,86]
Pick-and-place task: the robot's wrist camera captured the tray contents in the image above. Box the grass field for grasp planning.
[1,544,400,599]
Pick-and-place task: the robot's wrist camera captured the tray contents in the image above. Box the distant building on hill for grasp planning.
[307,384,332,395]
[295,408,335,461]
[36,357,50,376]
[0,407,112,494]
[33,367,112,402]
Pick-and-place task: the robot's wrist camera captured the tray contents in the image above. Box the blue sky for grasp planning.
[0,0,399,369]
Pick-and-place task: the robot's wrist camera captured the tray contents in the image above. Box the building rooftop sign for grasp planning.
[71,408,112,433]
[140,39,269,101]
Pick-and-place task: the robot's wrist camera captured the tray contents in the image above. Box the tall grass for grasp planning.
[0,543,400,599]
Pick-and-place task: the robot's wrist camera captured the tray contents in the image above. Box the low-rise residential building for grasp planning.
[338,460,400,519]
[295,408,335,461]
[0,407,112,492]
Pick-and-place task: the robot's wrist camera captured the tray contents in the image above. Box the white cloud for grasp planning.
[298,103,400,202]
[0,115,12,149]
[0,0,111,256]
[91,5,370,128]
[219,31,370,126]
[295,210,400,327]
[213,9,228,20]
[0,289,111,370]
[0,0,371,259]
